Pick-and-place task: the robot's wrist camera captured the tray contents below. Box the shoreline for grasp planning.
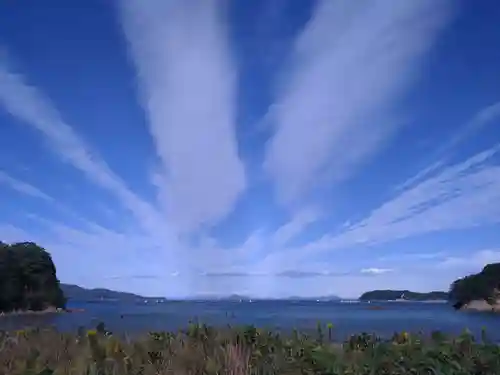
[0,307,84,317]
[461,299,500,313]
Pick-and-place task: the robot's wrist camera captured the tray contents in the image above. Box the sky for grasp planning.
[1,0,500,299]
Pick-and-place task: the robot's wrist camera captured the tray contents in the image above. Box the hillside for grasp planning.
[449,263,500,310]
[359,290,448,301]
[60,284,166,303]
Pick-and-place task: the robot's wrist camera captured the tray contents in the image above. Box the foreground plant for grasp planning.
[0,324,499,374]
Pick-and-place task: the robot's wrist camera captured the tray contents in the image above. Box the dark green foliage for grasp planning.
[1,325,500,375]
[359,289,448,301]
[449,263,500,307]
[0,241,66,312]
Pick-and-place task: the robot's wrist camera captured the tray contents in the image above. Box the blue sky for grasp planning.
[1,0,500,298]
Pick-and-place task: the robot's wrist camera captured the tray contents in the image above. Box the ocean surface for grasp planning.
[1,300,500,341]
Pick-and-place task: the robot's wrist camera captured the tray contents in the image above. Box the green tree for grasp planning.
[449,263,500,307]
[0,241,66,312]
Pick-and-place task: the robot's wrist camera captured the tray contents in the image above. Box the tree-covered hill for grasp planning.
[359,290,448,301]
[59,283,166,303]
[0,241,66,312]
[449,263,500,309]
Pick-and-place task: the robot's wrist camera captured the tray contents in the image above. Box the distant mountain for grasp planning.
[359,290,449,301]
[181,294,341,301]
[221,295,341,301]
[188,294,253,301]
[60,285,341,302]
[285,295,341,301]
[60,284,166,303]
[225,294,252,301]
[177,293,251,301]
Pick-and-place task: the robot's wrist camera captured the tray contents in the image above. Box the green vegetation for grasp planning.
[0,241,66,313]
[359,290,448,301]
[449,263,500,309]
[1,324,499,374]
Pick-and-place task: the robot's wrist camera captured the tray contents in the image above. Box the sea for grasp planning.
[1,300,500,342]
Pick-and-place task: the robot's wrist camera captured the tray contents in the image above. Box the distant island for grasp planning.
[181,294,255,301]
[449,262,500,312]
[180,294,340,301]
[60,283,167,303]
[359,290,448,302]
[285,295,340,301]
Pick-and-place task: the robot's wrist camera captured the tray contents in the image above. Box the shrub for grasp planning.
[1,324,500,375]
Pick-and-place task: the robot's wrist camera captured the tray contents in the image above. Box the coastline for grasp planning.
[0,307,84,317]
[461,299,500,313]
[360,299,448,303]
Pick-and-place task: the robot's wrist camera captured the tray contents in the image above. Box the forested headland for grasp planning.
[449,262,500,310]
[0,241,66,313]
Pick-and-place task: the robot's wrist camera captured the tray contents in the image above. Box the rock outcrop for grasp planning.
[461,299,500,312]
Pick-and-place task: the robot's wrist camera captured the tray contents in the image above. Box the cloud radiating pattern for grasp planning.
[1,0,499,297]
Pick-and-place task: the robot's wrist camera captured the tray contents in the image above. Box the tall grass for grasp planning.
[1,323,499,374]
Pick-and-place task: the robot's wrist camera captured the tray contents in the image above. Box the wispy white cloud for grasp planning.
[1,1,496,299]
[0,12,248,295]
[397,100,500,191]
[360,267,393,275]
[0,170,54,201]
[0,170,110,226]
[447,101,500,151]
[20,214,193,295]
[269,207,319,248]
[259,144,500,268]
[378,251,447,263]
[0,60,173,244]
[0,57,192,290]
[437,249,500,271]
[264,0,453,204]
[120,0,246,233]
[198,209,321,276]
[199,268,384,279]
[0,224,34,244]
[342,145,500,243]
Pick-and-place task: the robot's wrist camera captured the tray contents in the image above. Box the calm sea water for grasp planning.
[1,301,500,341]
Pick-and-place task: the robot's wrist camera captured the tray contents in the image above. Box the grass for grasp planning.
[1,322,500,374]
